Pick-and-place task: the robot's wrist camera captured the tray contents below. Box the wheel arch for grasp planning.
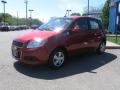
[49,46,68,59]
[54,46,68,56]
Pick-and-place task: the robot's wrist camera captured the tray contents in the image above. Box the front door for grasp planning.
[67,18,91,55]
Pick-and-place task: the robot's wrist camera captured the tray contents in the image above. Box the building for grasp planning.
[109,0,120,33]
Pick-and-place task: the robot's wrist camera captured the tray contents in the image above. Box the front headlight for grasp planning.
[27,38,46,48]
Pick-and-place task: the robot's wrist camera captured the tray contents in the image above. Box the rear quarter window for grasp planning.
[90,19,100,30]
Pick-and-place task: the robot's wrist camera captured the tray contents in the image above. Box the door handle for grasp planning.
[94,33,97,36]
[98,36,101,39]
[84,42,88,45]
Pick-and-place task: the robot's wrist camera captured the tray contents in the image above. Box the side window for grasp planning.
[90,20,99,30]
[75,19,88,30]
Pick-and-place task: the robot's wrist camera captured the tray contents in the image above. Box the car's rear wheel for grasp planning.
[96,41,106,54]
[48,49,66,69]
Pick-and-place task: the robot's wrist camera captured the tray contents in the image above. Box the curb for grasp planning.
[106,46,120,49]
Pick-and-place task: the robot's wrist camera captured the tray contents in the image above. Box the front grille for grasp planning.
[13,40,24,47]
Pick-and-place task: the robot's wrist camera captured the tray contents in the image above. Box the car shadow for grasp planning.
[14,52,117,80]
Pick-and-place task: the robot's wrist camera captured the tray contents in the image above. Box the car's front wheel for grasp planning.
[48,49,66,69]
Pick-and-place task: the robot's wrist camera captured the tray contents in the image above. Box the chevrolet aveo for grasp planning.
[12,16,106,69]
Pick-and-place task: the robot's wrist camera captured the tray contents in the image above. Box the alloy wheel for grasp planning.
[53,51,65,67]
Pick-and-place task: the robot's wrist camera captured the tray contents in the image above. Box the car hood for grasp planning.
[15,30,57,42]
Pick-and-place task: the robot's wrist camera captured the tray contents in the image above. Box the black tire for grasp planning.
[96,41,106,54]
[48,49,66,69]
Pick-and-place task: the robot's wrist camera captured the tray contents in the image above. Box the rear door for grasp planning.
[89,18,103,49]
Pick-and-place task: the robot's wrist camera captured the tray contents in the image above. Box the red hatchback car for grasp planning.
[12,16,106,68]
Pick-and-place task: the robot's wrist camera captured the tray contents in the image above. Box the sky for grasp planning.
[0,0,106,22]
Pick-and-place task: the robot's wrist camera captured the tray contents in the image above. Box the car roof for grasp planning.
[59,16,99,21]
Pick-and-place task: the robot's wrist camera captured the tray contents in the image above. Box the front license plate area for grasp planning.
[12,46,21,58]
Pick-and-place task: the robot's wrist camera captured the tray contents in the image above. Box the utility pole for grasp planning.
[16,11,19,26]
[88,0,89,16]
[1,0,7,25]
[29,9,34,19]
[28,9,34,27]
[68,10,71,16]
[24,0,28,25]
[64,10,72,17]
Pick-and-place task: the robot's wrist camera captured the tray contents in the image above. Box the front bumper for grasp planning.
[12,45,50,65]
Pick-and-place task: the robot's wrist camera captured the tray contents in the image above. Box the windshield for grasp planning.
[38,18,73,31]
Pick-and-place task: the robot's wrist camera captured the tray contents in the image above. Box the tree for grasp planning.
[0,13,42,25]
[101,0,109,28]
[0,13,4,22]
[71,13,81,16]
[32,19,43,25]
[0,13,16,25]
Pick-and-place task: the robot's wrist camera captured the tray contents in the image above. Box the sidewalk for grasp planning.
[107,34,120,37]
[106,41,120,49]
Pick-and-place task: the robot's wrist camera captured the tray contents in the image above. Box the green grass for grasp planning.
[107,36,120,45]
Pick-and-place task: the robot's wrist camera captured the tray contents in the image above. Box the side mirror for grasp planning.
[72,25,80,33]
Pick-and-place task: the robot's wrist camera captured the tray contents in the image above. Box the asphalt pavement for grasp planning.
[0,30,120,90]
